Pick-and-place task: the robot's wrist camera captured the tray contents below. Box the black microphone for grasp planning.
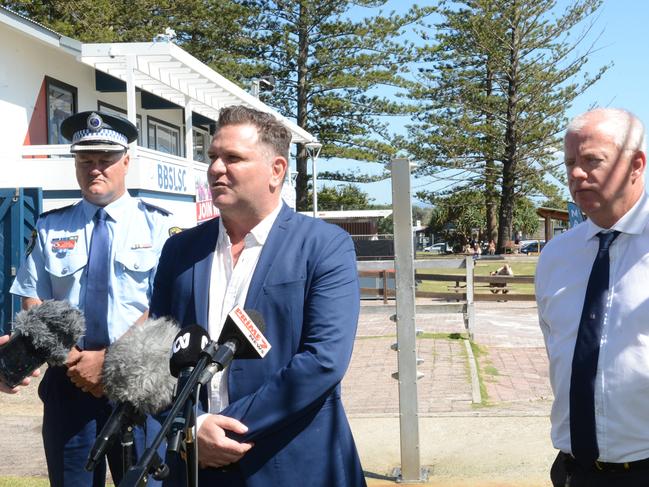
[0,300,84,388]
[85,317,179,472]
[118,313,270,486]
[167,325,210,453]
[169,324,210,379]
[212,306,270,371]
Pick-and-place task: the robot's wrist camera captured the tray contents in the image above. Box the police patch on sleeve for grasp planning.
[25,229,37,257]
[168,226,183,237]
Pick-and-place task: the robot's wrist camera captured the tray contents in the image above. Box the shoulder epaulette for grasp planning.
[39,203,75,218]
[140,200,172,216]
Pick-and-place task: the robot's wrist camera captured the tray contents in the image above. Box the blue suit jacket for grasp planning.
[150,204,366,486]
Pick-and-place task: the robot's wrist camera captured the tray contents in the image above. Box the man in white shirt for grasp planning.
[536,108,648,486]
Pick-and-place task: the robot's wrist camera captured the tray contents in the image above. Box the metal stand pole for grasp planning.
[121,425,136,476]
[390,158,427,483]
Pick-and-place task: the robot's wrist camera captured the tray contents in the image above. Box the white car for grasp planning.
[423,242,451,254]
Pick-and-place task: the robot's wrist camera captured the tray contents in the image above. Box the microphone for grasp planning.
[169,325,210,379]
[85,317,179,472]
[119,313,270,486]
[212,306,270,371]
[0,300,84,388]
[167,325,210,453]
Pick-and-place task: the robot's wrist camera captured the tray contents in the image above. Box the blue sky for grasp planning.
[316,0,649,206]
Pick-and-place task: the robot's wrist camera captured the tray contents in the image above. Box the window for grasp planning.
[147,117,180,156]
[46,77,77,144]
[97,102,142,145]
[192,127,211,163]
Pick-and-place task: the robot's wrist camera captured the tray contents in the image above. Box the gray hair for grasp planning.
[215,105,291,161]
[565,108,646,153]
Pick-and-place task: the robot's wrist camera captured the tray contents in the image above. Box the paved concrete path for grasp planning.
[0,300,555,485]
[343,300,555,485]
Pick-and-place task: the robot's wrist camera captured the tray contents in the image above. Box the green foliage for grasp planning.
[427,189,485,247]
[5,0,435,211]
[512,197,540,237]
[0,0,264,85]
[253,1,435,210]
[425,188,538,246]
[367,204,430,235]
[540,193,569,210]
[405,0,608,251]
[307,183,373,211]
[377,213,393,235]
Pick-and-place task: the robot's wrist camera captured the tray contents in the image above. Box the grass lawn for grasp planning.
[0,479,113,487]
[0,480,47,487]
[414,254,538,295]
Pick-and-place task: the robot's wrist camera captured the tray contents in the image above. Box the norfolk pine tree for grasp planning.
[253,1,433,210]
[406,0,608,252]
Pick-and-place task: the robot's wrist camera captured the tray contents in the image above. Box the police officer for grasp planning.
[10,111,174,487]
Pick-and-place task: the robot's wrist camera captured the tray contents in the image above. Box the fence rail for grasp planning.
[358,268,536,302]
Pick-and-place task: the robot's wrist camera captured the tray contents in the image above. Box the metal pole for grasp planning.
[390,158,424,483]
[125,55,138,158]
[305,142,322,218]
[184,96,193,162]
[312,153,317,217]
[250,80,260,98]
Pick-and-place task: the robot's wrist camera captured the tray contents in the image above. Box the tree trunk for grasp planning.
[485,158,499,242]
[484,63,498,244]
[497,3,520,254]
[295,2,310,211]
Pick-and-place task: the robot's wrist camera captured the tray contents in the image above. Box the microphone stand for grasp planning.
[118,341,226,487]
[167,371,200,487]
[184,399,198,487]
[121,423,136,475]
[86,402,144,475]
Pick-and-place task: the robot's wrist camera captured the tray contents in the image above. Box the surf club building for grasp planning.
[0,6,316,228]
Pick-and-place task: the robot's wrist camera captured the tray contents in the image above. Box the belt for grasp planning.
[563,452,649,473]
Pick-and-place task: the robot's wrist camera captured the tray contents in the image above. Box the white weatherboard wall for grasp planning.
[0,19,196,222]
[0,10,308,227]
[0,21,80,163]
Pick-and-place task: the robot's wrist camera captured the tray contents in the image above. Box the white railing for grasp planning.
[17,144,208,197]
[21,144,73,158]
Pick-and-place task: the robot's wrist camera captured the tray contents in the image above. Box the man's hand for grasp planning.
[66,347,105,397]
[0,335,41,394]
[197,415,254,468]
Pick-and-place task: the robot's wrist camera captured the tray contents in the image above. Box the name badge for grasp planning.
[51,236,78,252]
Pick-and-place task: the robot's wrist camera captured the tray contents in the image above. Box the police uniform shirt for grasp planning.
[11,193,174,344]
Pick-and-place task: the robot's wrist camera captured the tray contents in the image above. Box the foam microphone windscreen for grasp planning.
[0,300,85,388]
[13,299,85,364]
[102,317,179,415]
[169,324,211,378]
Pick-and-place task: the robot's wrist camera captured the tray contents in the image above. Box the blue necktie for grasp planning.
[84,208,111,350]
[570,230,620,465]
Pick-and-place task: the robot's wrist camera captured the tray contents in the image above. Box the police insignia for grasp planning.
[25,229,37,257]
[168,226,183,237]
[51,236,79,252]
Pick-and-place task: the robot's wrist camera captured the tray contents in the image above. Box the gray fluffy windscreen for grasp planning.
[103,317,179,415]
[13,300,85,366]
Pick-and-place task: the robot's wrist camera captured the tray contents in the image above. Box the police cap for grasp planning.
[61,111,138,153]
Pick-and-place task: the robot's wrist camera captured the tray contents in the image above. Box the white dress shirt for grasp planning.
[197,203,281,429]
[536,191,649,462]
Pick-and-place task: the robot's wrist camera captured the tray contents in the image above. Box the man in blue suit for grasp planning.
[150,105,366,486]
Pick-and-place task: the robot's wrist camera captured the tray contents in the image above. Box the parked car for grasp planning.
[423,242,452,254]
[520,241,546,254]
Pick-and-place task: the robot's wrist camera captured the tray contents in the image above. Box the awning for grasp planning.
[79,41,315,144]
